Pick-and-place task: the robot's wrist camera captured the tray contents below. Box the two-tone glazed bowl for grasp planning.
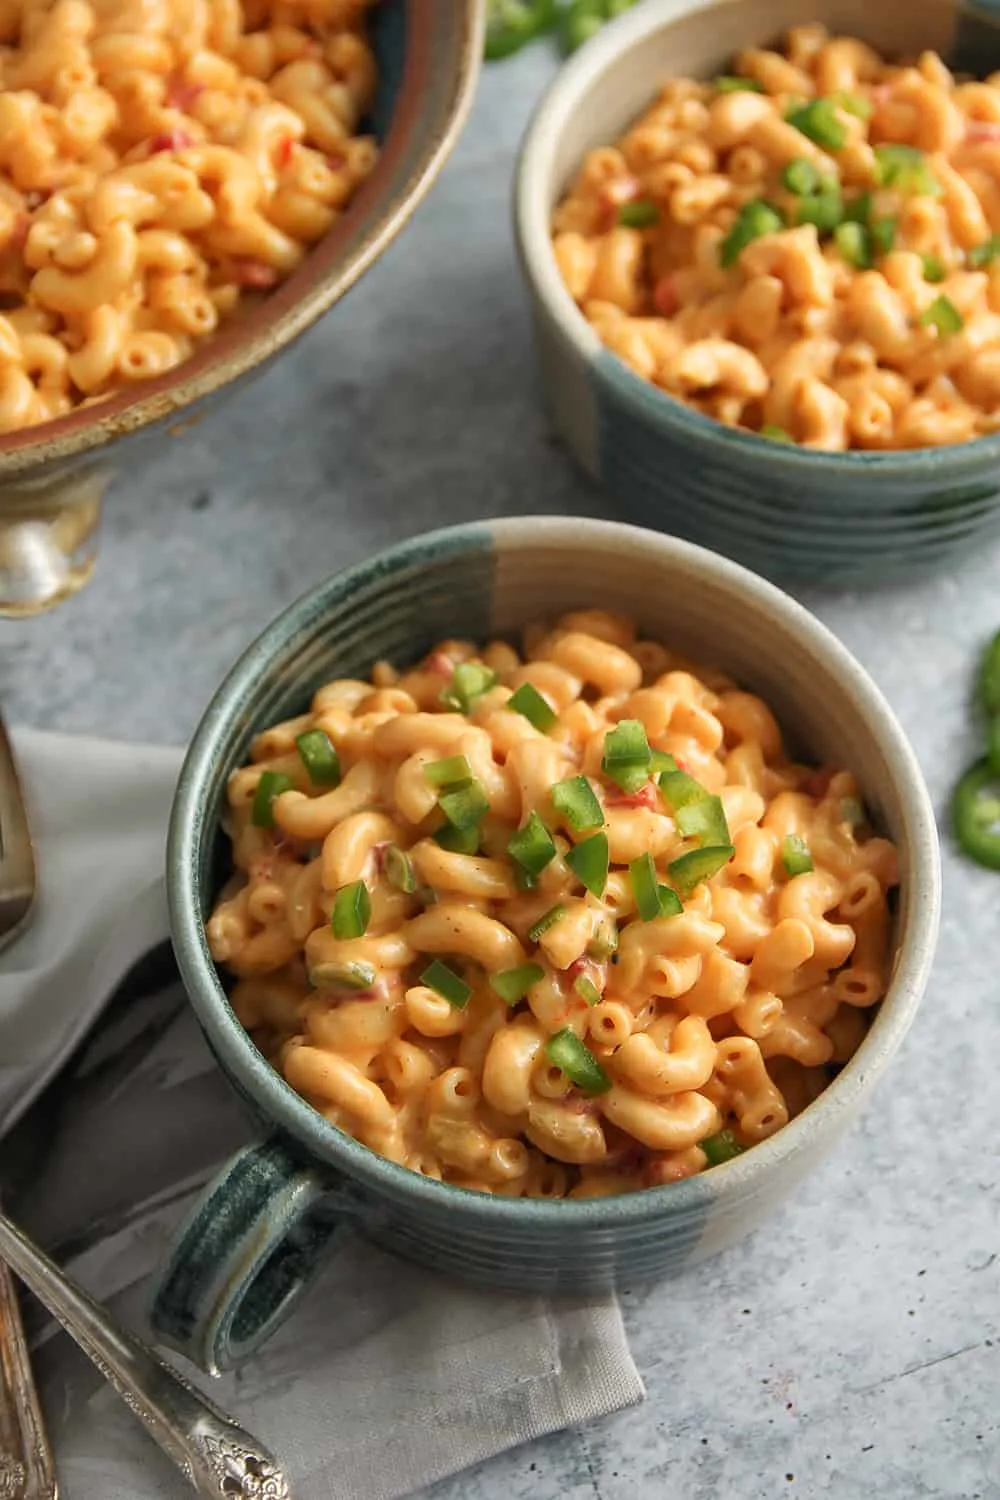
[151,517,940,1375]
[515,0,1000,586]
[0,1,483,615]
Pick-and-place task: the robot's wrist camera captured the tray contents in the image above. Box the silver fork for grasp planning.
[0,719,34,952]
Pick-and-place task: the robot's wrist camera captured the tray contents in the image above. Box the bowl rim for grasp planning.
[0,0,485,476]
[513,0,1000,474]
[168,515,941,1227]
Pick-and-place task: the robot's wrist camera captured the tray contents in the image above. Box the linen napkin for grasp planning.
[0,728,644,1500]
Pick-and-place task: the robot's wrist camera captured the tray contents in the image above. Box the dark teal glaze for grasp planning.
[370,0,407,139]
[953,1,1000,71]
[151,1138,345,1372]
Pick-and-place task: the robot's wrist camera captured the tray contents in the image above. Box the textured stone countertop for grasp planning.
[3,39,999,1500]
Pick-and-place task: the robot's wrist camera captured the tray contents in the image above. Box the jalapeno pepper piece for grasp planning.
[989,716,1000,777]
[952,757,1000,870]
[979,629,1000,718]
[560,0,638,53]
[485,0,557,59]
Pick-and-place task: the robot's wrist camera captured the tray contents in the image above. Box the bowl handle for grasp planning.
[0,467,108,615]
[148,1136,360,1375]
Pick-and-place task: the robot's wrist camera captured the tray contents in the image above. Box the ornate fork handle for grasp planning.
[0,1254,52,1500]
[0,1213,291,1499]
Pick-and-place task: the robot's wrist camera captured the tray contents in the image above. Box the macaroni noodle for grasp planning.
[209,612,900,1198]
[552,27,1000,449]
[0,0,379,432]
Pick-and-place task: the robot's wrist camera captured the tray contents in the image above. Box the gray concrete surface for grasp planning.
[2,40,998,1500]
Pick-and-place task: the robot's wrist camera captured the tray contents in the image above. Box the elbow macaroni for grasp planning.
[208,611,900,1199]
[0,0,379,432]
[552,26,1000,449]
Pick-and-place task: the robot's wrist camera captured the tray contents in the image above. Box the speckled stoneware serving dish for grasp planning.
[515,0,1000,586]
[0,0,483,615]
[153,517,941,1376]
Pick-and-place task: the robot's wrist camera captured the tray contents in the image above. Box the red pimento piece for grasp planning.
[567,955,598,981]
[567,955,605,1004]
[426,651,454,676]
[606,782,659,810]
[643,1156,700,1187]
[803,767,835,799]
[653,274,679,317]
[166,77,204,111]
[966,121,1000,142]
[276,135,296,168]
[603,175,641,207]
[149,129,194,154]
[233,258,280,289]
[596,175,641,230]
[565,1095,601,1115]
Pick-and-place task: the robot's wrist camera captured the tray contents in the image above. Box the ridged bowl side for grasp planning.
[515,0,1000,585]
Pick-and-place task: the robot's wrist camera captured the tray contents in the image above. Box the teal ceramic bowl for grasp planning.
[515,0,1000,586]
[154,518,940,1374]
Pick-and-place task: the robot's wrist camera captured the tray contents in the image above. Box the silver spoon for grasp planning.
[0,725,290,1497]
[0,1211,292,1498]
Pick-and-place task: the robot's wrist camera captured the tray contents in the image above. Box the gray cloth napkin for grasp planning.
[0,730,644,1500]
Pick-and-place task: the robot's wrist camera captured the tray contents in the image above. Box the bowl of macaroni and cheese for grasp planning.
[0,0,483,614]
[515,0,1000,584]
[152,516,939,1374]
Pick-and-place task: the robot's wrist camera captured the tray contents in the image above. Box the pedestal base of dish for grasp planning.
[0,471,106,616]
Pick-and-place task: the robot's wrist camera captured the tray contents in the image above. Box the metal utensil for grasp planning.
[0,729,288,1493]
[0,1211,292,1498]
[0,1255,55,1500]
[0,717,50,1499]
[0,720,34,953]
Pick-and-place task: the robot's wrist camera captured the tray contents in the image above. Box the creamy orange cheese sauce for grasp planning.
[207,610,899,1199]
